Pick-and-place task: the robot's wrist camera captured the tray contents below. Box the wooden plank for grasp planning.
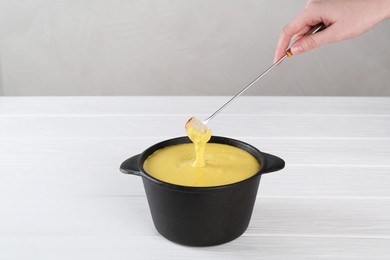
[1,234,389,260]
[1,97,390,115]
[1,138,389,168]
[249,198,390,237]
[1,114,390,138]
[1,197,389,238]
[1,138,390,197]
[1,196,389,260]
[260,166,390,198]
[1,162,390,198]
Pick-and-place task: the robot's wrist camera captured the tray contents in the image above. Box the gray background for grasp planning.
[0,0,389,96]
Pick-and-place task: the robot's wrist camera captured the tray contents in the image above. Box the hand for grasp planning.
[274,0,390,63]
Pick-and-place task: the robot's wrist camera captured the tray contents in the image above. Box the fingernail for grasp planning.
[291,45,302,54]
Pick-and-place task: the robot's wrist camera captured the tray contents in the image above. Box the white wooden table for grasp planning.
[1,96,389,259]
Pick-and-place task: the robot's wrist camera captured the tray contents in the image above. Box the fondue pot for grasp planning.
[120,136,285,246]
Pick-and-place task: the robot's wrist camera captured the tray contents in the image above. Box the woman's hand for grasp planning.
[274,0,390,63]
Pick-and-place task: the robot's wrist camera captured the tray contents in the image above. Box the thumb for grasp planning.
[290,27,335,55]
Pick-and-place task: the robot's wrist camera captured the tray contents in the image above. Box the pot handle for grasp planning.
[120,154,143,176]
[261,153,285,174]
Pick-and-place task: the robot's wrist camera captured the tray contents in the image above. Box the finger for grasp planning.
[274,29,295,63]
[291,25,311,43]
[290,25,337,55]
[273,11,315,63]
[274,31,290,63]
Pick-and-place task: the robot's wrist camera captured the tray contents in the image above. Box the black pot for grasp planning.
[120,136,285,246]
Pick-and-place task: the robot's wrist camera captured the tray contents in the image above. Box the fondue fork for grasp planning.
[198,23,325,128]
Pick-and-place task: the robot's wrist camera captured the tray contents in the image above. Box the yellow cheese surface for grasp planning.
[143,142,260,187]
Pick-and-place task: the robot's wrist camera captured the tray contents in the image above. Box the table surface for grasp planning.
[1,96,390,259]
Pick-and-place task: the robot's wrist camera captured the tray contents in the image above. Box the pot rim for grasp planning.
[135,136,279,192]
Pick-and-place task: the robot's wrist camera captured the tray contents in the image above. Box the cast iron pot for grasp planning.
[120,136,285,246]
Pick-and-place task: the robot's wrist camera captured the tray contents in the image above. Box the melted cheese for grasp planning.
[143,143,260,187]
[143,117,260,187]
[185,124,211,167]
